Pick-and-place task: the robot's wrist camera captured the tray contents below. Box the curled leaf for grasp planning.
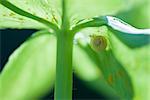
[106,16,150,48]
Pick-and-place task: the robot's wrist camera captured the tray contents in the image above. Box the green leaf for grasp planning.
[73,45,119,98]
[66,0,149,24]
[112,0,150,48]
[97,50,134,99]
[73,39,134,99]
[71,0,150,48]
[0,31,56,99]
[85,46,133,99]
[0,0,61,29]
[116,0,150,28]
[73,16,150,48]
[110,4,150,99]
[110,33,150,100]
[106,16,150,48]
[68,0,127,25]
[110,29,150,48]
[111,0,150,48]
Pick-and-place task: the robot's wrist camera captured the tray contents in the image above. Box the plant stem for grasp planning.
[55,30,74,100]
[71,16,107,34]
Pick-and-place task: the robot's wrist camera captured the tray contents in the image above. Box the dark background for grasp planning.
[0,29,107,100]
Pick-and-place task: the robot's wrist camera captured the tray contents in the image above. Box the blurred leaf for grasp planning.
[97,50,134,99]
[71,0,150,48]
[112,0,150,48]
[73,40,134,99]
[116,0,150,28]
[110,2,150,99]
[73,15,150,48]
[110,33,150,100]
[73,44,119,98]
[110,29,150,48]
[114,0,150,48]
[68,0,127,25]
[104,16,150,48]
[84,45,134,99]
[0,0,61,29]
[0,31,56,99]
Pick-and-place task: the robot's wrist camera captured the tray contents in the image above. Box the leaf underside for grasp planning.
[76,42,134,99]
[0,0,150,100]
[110,33,150,100]
[0,32,56,99]
[0,0,61,29]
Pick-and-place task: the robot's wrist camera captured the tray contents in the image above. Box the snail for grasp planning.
[90,35,107,52]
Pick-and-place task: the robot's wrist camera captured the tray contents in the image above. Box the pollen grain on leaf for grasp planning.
[18,18,24,21]
[9,12,15,16]
[2,14,7,16]
[107,74,113,85]
[116,70,124,77]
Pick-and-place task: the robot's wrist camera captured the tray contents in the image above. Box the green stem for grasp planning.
[55,0,73,99]
[61,0,69,29]
[71,16,107,34]
[0,0,59,32]
[55,30,74,100]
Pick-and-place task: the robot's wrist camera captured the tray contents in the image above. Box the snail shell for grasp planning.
[90,35,107,52]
